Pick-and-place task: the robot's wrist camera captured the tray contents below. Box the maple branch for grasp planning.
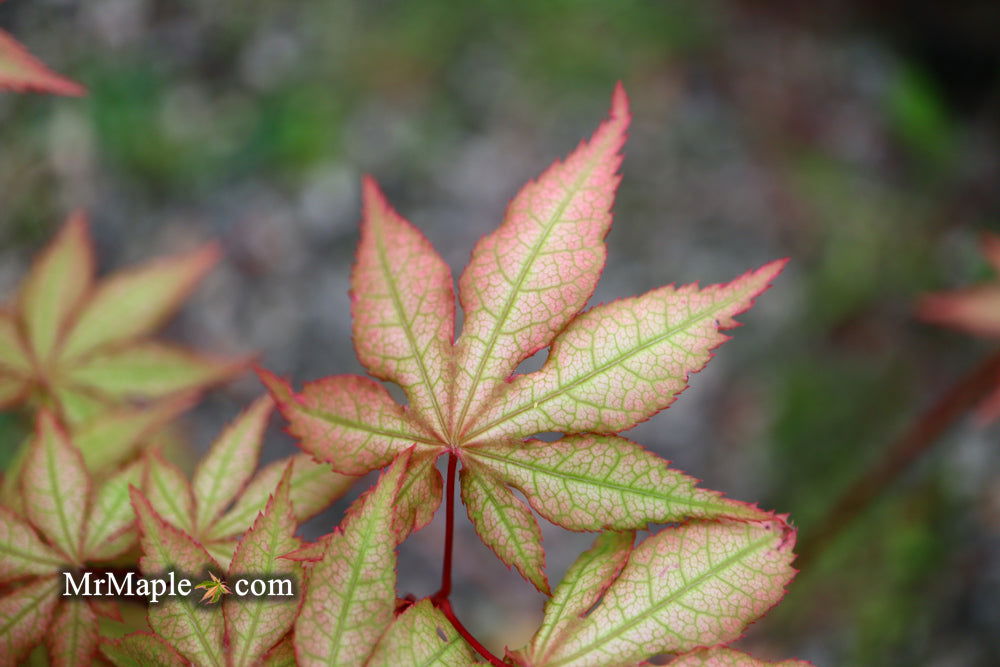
[798,347,1000,569]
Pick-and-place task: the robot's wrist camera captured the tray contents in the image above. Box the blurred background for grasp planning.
[1,1,999,664]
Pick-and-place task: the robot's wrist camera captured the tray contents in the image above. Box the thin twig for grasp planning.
[797,347,1000,570]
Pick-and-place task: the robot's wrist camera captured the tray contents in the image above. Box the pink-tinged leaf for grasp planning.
[466,260,785,442]
[460,464,550,595]
[60,244,220,361]
[18,211,93,363]
[367,598,477,666]
[203,539,238,568]
[0,439,30,516]
[391,449,443,542]
[144,451,195,533]
[293,451,410,667]
[352,177,456,438]
[66,341,246,400]
[99,632,187,667]
[524,531,633,663]
[0,575,60,663]
[131,488,224,667]
[46,600,98,667]
[88,598,123,622]
[0,30,84,96]
[73,395,196,473]
[918,285,1000,338]
[83,460,145,561]
[260,368,441,475]
[224,463,302,667]
[280,535,331,562]
[22,411,91,564]
[468,435,768,531]
[0,310,31,375]
[451,85,630,435]
[262,636,297,666]
[0,373,29,407]
[210,453,355,540]
[668,646,812,666]
[193,395,273,531]
[0,506,67,583]
[539,520,797,667]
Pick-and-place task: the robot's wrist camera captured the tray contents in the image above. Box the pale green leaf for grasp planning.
[193,395,273,531]
[460,464,549,595]
[0,575,61,664]
[294,451,410,666]
[60,244,219,360]
[367,599,477,666]
[0,506,68,583]
[467,435,766,531]
[22,411,91,563]
[99,632,187,667]
[83,460,145,561]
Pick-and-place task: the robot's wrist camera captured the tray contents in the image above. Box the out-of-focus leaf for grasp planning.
[99,632,186,667]
[46,600,99,667]
[0,507,67,583]
[0,29,85,96]
[0,575,61,663]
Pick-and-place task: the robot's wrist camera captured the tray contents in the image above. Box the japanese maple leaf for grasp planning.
[140,395,355,567]
[0,27,84,96]
[0,211,247,426]
[0,410,154,664]
[919,232,1000,420]
[262,84,785,593]
[121,459,307,666]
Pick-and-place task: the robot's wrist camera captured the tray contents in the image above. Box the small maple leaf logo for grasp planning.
[194,571,231,604]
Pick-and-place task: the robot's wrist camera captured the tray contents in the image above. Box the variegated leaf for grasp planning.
[0,507,67,583]
[0,575,61,664]
[67,342,245,400]
[22,411,91,563]
[294,451,409,666]
[193,395,273,531]
[451,85,630,436]
[261,368,441,475]
[460,464,549,594]
[367,599,477,666]
[210,452,354,540]
[525,531,633,662]
[353,177,456,438]
[144,452,196,533]
[391,449,443,542]
[18,212,93,363]
[467,435,766,531]
[224,463,302,667]
[73,395,195,473]
[131,489,224,667]
[466,261,786,442]
[46,600,98,667]
[537,520,796,667]
[60,244,220,360]
[83,460,145,561]
[99,632,186,667]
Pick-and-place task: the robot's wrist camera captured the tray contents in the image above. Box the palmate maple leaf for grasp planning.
[0,411,155,664]
[119,460,306,667]
[139,395,354,568]
[919,232,1000,421]
[0,27,84,96]
[0,211,247,427]
[262,84,786,593]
